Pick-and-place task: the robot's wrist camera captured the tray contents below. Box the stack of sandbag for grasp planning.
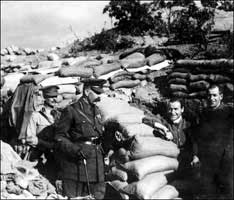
[107,136,180,199]
[168,59,234,99]
[0,140,67,199]
[97,97,180,199]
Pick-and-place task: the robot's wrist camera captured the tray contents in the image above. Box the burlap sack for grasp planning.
[168,72,189,79]
[110,80,141,90]
[121,155,178,180]
[120,172,168,199]
[58,66,93,78]
[96,96,144,121]
[120,52,146,69]
[110,75,133,83]
[208,74,231,83]
[189,74,209,82]
[129,136,179,160]
[107,166,128,182]
[146,53,166,66]
[169,84,188,92]
[168,78,187,85]
[93,62,122,78]
[119,47,145,59]
[190,80,210,91]
[122,123,155,137]
[172,91,188,98]
[151,184,179,199]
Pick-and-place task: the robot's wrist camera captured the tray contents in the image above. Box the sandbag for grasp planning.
[96,96,144,122]
[20,74,52,85]
[112,113,145,124]
[38,60,62,69]
[151,184,179,199]
[173,68,190,73]
[110,74,133,83]
[172,91,188,98]
[121,155,178,180]
[119,48,145,59]
[146,53,166,66]
[168,78,187,85]
[58,84,77,94]
[208,74,231,83]
[109,180,129,193]
[3,73,25,92]
[190,80,210,91]
[168,72,189,79]
[58,66,93,78]
[169,84,188,92]
[189,91,207,98]
[39,76,79,88]
[132,73,149,81]
[129,136,179,160]
[175,59,234,69]
[189,74,209,82]
[120,172,168,199]
[93,62,121,78]
[107,166,128,182]
[1,140,21,174]
[121,123,155,138]
[120,52,146,69]
[110,80,141,90]
[78,59,102,68]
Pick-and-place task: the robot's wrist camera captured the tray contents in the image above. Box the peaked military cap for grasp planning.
[81,78,106,94]
[41,85,59,98]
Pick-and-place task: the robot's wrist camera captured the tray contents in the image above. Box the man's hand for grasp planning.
[191,155,200,168]
[27,137,38,147]
[142,117,153,127]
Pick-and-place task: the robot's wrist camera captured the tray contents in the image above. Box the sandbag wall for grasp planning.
[96,96,180,199]
[168,59,234,100]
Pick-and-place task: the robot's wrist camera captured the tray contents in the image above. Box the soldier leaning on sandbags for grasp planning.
[54,78,107,199]
[142,98,200,197]
[195,84,233,198]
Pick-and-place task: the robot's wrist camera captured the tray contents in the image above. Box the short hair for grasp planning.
[207,84,223,94]
[168,97,184,108]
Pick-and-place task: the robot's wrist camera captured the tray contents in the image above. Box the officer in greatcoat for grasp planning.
[54,78,107,199]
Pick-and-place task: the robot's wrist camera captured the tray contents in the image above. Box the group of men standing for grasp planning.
[1,77,233,199]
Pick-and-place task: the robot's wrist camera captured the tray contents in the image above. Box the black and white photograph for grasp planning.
[0,1,233,199]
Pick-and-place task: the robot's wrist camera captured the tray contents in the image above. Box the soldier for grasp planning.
[54,78,107,199]
[196,84,233,198]
[25,85,61,184]
[142,98,200,198]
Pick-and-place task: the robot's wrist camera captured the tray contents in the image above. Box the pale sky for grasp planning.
[1,1,112,49]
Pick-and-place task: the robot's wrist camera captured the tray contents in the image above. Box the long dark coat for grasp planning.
[54,96,105,182]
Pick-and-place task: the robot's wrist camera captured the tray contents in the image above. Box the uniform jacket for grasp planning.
[196,103,233,170]
[54,96,105,182]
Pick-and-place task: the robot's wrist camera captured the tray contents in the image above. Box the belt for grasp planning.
[78,137,101,145]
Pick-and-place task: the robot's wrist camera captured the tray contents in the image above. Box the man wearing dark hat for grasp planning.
[54,78,107,199]
[25,85,61,183]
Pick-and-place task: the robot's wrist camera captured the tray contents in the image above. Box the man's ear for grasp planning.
[115,131,123,142]
[220,93,223,101]
[181,106,184,113]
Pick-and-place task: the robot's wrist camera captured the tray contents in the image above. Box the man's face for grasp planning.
[45,97,58,108]
[207,87,223,109]
[168,101,184,122]
[87,89,100,104]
